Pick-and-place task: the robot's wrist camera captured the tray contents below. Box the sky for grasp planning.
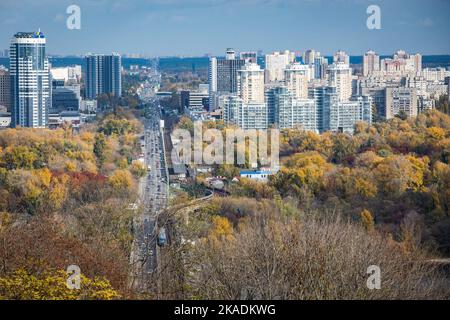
[0,0,449,57]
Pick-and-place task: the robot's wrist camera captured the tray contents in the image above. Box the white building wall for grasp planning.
[237,63,265,104]
[285,63,309,100]
[265,51,294,82]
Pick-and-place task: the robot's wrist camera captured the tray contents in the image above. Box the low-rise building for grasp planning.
[240,169,276,182]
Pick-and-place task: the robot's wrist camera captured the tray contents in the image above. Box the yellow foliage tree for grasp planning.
[209,216,233,240]
[360,209,375,231]
[427,126,445,140]
[374,155,429,195]
[48,174,69,211]
[0,268,119,300]
[108,170,133,193]
[117,158,129,169]
[130,161,146,178]
[34,168,52,188]
[272,152,331,194]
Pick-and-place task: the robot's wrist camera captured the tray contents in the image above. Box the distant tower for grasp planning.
[237,63,265,104]
[265,50,295,82]
[216,49,245,94]
[328,62,352,102]
[303,49,316,65]
[0,69,11,111]
[240,51,257,64]
[10,31,50,128]
[333,50,350,65]
[208,57,218,111]
[85,53,122,100]
[363,50,380,76]
[285,63,309,99]
[226,48,236,60]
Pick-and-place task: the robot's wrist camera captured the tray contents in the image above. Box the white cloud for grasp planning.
[419,17,434,27]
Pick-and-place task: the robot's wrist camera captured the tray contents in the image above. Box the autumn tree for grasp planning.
[270,152,331,195]
[0,268,119,300]
[93,133,107,168]
[186,204,447,300]
[108,169,134,196]
[360,209,375,232]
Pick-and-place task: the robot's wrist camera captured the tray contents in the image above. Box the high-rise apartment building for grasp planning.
[303,49,316,65]
[266,86,289,126]
[310,86,371,134]
[226,48,236,60]
[85,53,122,100]
[322,87,339,132]
[266,86,316,131]
[333,50,350,65]
[239,103,268,130]
[314,56,328,80]
[328,96,372,134]
[208,57,218,111]
[215,49,245,94]
[221,61,266,130]
[222,95,268,130]
[240,52,257,64]
[237,63,265,104]
[208,57,218,93]
[309,86,329,133]
[0,70,11,111]
[10,31,50,128]
[363,50,380,76]
[222,62,268,129]
[328,63,352,101]
[360,86,387,120]
[265,50,295,82]
[222,95,241,125]
[283,98,316,131]
[285,63,309,99]
[381,51,422,74]
[385,87,418,119]
[413,53,422,73]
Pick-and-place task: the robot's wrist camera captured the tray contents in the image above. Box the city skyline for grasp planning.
[0,0,449,57]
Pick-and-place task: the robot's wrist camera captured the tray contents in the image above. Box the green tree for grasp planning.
[93,133,107,167]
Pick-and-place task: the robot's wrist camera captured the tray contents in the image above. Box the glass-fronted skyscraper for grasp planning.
[216,49,245,94]
[85,53,122,100]
[10,31,50,128]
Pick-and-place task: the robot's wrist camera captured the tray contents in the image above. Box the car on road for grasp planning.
[157,228,167,247]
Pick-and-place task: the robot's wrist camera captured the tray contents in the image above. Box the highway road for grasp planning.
[130,100,169,294]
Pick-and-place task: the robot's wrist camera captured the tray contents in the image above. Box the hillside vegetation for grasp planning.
[0,109,144,299]
[230,110,450,256]
[159,110,450,300]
